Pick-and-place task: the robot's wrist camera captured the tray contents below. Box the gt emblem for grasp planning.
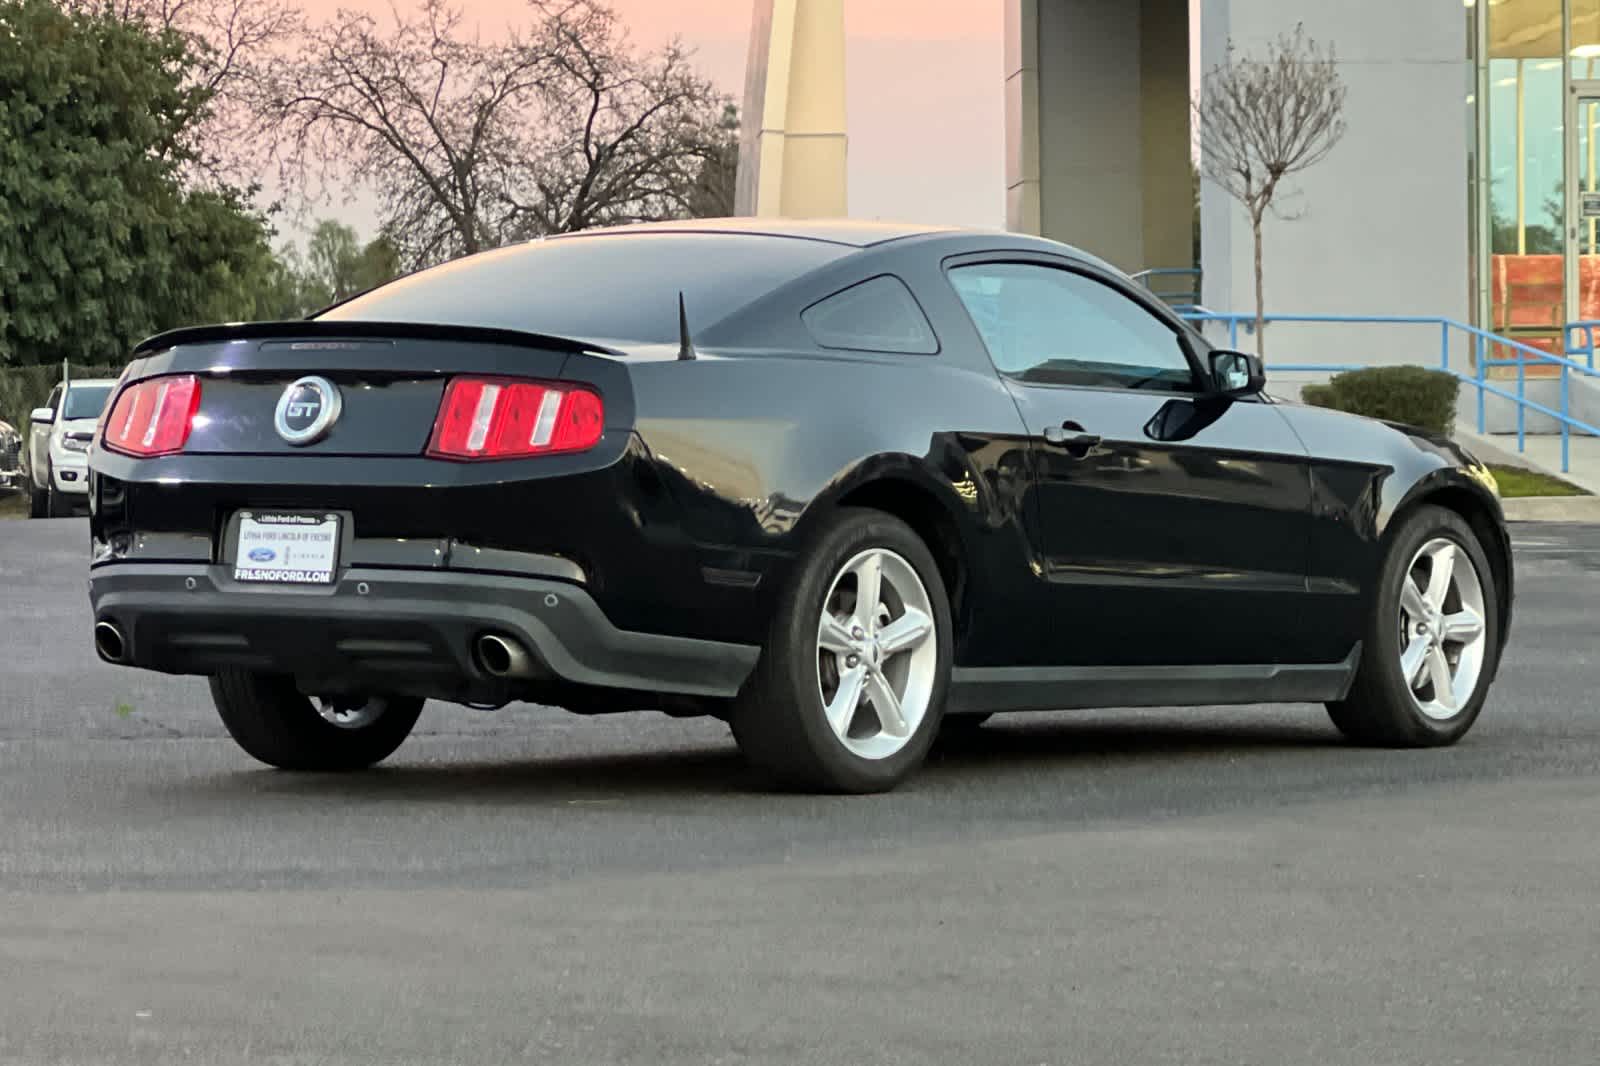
[274,376,343,446]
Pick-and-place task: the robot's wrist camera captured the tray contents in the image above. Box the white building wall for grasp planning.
[1198,0,1471,385]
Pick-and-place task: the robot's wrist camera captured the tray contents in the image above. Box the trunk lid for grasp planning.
[122,322,633,459]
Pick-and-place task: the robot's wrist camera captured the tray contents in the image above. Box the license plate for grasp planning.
[232,512,341,585]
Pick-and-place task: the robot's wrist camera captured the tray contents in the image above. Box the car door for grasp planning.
[946,257,1316,668]
[30,384,61,485]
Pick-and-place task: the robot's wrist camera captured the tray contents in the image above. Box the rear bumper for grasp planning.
[87,563,760,701]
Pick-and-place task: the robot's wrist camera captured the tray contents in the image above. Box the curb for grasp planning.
[1501,495,1600,523]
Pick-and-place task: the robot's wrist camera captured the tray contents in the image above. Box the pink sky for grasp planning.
[290,0,1005,239]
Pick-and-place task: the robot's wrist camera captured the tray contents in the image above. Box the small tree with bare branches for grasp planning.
[1195,25,1346,356]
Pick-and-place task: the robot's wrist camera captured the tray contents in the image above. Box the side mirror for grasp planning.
[1208,349,1265,398]
[29,407,54,425]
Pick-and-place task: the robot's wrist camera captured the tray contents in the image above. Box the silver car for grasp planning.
[0,419,23,495]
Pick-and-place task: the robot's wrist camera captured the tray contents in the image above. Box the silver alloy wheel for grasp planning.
[1396,537,1488,721]
[816,548,939,760]
[315,696,388,731]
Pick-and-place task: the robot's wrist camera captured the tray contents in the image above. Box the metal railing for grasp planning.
[1564,321,1600,370]
[1180,311,1600,473]
[1131,267,1203,312]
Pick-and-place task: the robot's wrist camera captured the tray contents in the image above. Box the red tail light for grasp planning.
[427,377,604,460]
[102,374,202,457]
[94,363,136,443]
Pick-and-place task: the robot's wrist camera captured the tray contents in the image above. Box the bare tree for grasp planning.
[1195,25,1346,356]
[64,0,302,183]
[263,0,732,269]
[499,3,735,235]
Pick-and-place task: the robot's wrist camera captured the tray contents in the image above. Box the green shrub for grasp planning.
[0,363,125,437]
[1299,383,1333,408]
[1297,366,1459,436]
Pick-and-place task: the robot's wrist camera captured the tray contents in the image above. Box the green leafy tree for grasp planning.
[684,103,740,219]
[303,220,363,308]
[256,243,317,320]
[0,0,281,365]
[356,235,403,294]
[296,220,403,310]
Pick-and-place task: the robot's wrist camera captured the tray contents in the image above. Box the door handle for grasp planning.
[1042,421,1102,450]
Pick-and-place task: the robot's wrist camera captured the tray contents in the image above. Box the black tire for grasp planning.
[730,508,953,793]
[1326,505,1500,747]
[45,481,68,517]
[209,670,425,771]
[27,467,46,515]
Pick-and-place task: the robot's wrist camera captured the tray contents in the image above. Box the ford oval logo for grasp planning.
[248,547,277,562]
[274,375,343,446]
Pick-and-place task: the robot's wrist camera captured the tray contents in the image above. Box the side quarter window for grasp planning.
[801,275,939,355]
[948,262,1197,391]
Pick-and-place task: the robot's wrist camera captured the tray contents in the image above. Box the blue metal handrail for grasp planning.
[1132,267,1202,310]
[1565,321,1600,370]
[1180,311,1600,473]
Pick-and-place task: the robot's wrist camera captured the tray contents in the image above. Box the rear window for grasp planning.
[319,233,849,344]
[801,275,938,354]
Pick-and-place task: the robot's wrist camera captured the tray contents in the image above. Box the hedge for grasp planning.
[0,363,125,440]
[1299,366,1460,436]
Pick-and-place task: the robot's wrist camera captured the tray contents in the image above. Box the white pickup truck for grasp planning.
[27,378,116,518]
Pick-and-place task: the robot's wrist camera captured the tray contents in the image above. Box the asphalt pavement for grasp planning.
[2,516,1598,1065]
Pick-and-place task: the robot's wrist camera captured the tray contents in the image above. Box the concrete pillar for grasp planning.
[1005,0,1193,273]
[1140,0,1195,273]
[735,0,848,218]
[1004,0,1043,234]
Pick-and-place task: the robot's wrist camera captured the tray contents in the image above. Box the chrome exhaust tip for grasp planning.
[94,621,127,664]
[475,633,535,678]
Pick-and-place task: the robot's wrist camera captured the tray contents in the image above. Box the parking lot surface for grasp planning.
[2,517,1598,1064]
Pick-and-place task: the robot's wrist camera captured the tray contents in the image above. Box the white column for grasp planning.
[735,0,848,218]
[1005,0,1043,234]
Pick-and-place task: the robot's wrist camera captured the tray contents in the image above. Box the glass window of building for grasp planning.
[1482,0,1564,348]
[1573,0,1600,330]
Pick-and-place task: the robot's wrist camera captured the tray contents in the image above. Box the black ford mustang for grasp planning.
[87,219,1512,792]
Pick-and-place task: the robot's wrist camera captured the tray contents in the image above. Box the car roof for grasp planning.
[545,217,1128,275]
[64,379,117,388]
[546,217,959,248]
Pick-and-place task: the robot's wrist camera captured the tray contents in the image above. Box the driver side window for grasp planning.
[949,262,1196,391]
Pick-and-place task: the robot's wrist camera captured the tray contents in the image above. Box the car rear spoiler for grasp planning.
[130,320,628,359]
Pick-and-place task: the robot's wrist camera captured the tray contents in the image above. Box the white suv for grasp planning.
[28,379,116,518]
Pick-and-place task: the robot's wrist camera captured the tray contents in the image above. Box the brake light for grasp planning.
[427,377,603,460]
[94,363,135,442]
[102,374,202,457]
